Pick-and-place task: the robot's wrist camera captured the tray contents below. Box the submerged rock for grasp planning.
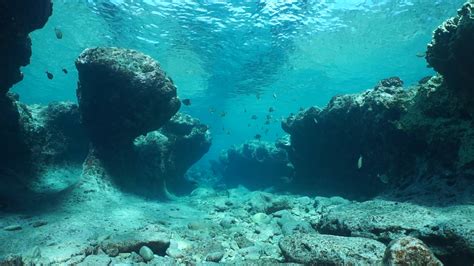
[282,78,418,199]
[0,0,52,93]
[383,236,443,266]
[314,199,474,264]
[426,2,474,93]
[75,47,181,147]
[279,233,386,265]
[214,139,294,190]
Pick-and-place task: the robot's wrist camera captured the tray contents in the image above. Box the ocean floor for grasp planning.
[1,175,473,265]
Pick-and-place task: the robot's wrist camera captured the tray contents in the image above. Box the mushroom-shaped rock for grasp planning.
[426,2,474,90]
[75,47,181,147]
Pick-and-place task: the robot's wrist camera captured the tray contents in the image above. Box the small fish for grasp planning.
[226,130,231,135]
[45,71,54,80]
[416,52,426,58]
[62,68,68,74]
[268,107,274,112]
[251,115,258,120]
[244,108,247,113]
[256,93,261,100]
[208,108,215,114]
[357,155,363,169]
[273,93,277,99]
[54,27,63,39]
[247,123,251,127]
[220,111,227,117]
[254,134,261,140]
[299,107,305,111]
[313,118,318,124]
[264,120,270,125]
[182,99,192,106]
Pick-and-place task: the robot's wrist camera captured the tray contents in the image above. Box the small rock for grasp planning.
[78,254,111,266]
[139,246,154,262]
[383,236,443,265]
[3,225,22,231]
[206,251,224,262]
[252,213,271,224]
[31,220,48,228]
[220,217,236,229]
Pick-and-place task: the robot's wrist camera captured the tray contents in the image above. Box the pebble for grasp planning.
[139,246,154,262]
[206,251,224,262]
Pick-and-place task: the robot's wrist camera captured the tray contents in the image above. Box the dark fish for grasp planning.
[54,27,63,39]
[256,93,261,100]
[254,134,261,140]
[62,68,68,74]
[182,99,192,106]
[220,111,227,117]
[251,115,258,120]
[244,108,247,113]
[46,71,54,80]
[268,107,274,112]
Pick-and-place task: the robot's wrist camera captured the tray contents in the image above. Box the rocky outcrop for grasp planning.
[0,99,89,198]
[282,77,420,198]
[314,199,474,265]
[213,138,294,190]
[426,2,474,95]
[75,47,210,198]
[81,112,211,198]
[280,1,474,201]
[0,0,53,93]
[383,236,443,266]
[279,233,386,265]
[75,47,180,148]
[134,113,212,196]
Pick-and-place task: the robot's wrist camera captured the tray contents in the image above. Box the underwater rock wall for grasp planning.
[281,2,474,201]
[213,139,294,190]
[0,0,52,94]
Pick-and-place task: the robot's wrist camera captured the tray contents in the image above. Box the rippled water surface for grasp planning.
[13,0,466,157]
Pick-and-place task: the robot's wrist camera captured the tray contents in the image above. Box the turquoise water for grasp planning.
[12,0,465,160]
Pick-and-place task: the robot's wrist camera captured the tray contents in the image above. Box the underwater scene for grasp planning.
[1,0,474,265]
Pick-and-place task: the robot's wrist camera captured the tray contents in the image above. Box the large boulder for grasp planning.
[214,138,294,190]
[75,47,181,148]
[0,0,53,93]
[426,2,474,94]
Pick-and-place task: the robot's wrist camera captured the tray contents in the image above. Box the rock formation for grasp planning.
[75,47,210,198]
[0,0,53,94]
[75,47,181,148]
[213,138,294,190]
[281,3,474,200]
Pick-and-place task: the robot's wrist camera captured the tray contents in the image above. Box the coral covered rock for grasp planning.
[75,47,181,147]
[0,0,53,93]
[383,236,442,266]
[426,2,474,92]
[214,138,293,190]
